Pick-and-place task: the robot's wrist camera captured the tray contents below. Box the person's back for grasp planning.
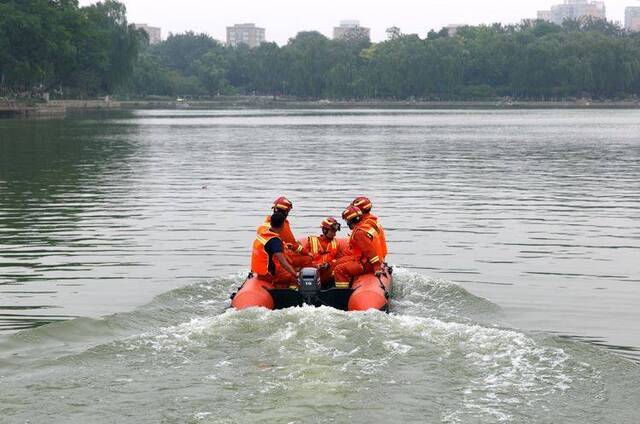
[352,196,387,261]
[251,211,298,289]
[333,206,383,289]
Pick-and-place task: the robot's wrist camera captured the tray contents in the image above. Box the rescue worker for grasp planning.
[251,211,298,289]
[259,196,315,271]
[333,205,383,289]
[304,217,343,285]
[351,196,388,261]
[258,197,308,256]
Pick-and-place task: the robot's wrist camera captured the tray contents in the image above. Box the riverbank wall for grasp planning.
[2,97,640,116]
[0,99,122,117]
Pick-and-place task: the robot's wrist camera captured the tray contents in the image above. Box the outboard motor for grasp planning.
[298,267,321,306]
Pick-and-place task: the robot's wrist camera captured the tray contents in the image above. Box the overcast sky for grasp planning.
[78,0,637,44]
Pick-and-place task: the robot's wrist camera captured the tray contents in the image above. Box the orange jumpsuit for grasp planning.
[362,213,388,261]
[306,235,341,266]
[272,264,298,288]
[333,221,383,289]
[304,235,342,285]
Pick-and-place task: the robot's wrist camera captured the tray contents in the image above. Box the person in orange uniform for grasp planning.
[251,211,298,288]
[351,196,388,261]
[258,197,308,257]
[333,205,383,289]
[305,217,343,285]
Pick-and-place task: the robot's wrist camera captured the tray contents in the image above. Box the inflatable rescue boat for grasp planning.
[231,264,393,312]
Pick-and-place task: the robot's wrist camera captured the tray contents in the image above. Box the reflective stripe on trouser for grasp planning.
[333,259,366,289]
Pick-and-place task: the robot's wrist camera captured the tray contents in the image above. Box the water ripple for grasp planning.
[1,109,639,355]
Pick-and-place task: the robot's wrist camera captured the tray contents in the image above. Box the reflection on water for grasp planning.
[0,115,142,329]
[1,109,639,360]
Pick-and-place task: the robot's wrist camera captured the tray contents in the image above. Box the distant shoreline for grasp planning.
[2,97,640,117]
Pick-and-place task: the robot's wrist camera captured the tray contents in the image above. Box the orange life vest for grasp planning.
[307,235,340,266]
[362,213,387,260]
[251,227,281,276]
[258,216,303,254]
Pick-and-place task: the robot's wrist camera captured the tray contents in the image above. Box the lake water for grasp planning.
[1,109,639,423]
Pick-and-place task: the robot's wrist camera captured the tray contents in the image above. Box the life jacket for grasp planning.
[307,235,340,266]
[362,213,387,260]
[258,216,303,254]
[349,220,383,266]
[251,227,281,276]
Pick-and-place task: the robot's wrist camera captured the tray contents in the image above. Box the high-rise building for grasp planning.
[537,0,606,25]
[226,23,266,48]
[133,24,162,45]
[333,20,371,40]
[626,6,640,31]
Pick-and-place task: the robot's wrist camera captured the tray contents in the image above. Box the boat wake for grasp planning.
[0,270,638,423]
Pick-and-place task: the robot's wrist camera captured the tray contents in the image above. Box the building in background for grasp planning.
[133,24,162,44]
[537,10,554,22]
[226,23,266,48]
[445,24,465,36]
[333,20,371,40]
[537,0,606,25]
[626,6,640,31]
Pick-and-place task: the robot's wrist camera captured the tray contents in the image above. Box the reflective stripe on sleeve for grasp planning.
[310,237,319,254]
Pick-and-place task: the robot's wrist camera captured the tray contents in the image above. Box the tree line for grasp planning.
[0,0,144,97]
[2,0,640,100]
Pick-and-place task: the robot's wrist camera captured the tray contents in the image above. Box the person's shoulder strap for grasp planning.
[257,226,280,243]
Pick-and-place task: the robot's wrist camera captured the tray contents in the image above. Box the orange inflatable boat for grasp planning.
[231,264,393,312]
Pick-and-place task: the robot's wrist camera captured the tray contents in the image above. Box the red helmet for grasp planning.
[342,205,363,223]
[351,196,372,213]
[321,217,341,232]
[272,196,293,213]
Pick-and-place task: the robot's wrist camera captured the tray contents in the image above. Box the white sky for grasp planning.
[78,0,637,44]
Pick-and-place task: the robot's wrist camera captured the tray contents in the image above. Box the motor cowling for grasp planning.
[298,268,321,305]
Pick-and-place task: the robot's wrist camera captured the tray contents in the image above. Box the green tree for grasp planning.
[193,49,230,95]
[76,0,144,94]
[155,32,218,76]
[281,31,334,98]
